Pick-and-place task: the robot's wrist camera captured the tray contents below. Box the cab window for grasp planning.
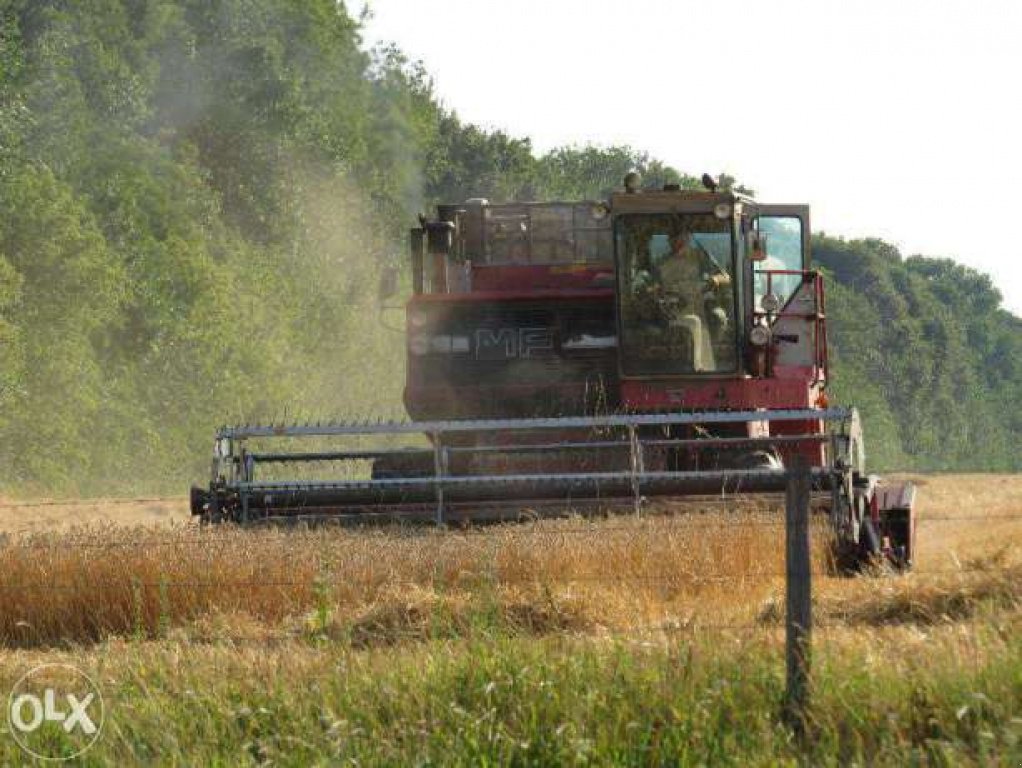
[616,212,738,375]
[755,216,804,309]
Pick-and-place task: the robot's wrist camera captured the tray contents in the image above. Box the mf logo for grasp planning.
[7,664,104,761]
[475,327,555,360]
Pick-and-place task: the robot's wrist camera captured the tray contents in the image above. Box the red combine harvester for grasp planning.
[191,175,916,569]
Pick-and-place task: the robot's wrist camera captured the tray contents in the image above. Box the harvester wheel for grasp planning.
[828,484,876,574]
[734,449,783,470]
[517,508,540,524]
[858,517,882,565]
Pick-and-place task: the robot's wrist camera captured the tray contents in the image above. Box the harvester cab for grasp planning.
[190,175,917,571]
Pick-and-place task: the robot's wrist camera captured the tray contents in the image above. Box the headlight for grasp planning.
[761,293,782,314]
[749,325,771,347]
[408,309,429,329]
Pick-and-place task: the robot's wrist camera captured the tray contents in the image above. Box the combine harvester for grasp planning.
[190,174,916,569]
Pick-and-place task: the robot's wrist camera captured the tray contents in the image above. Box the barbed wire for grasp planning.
[0,577,779,593]
[148,616,1011,646]
[0,512,1017,552]
[0,495,187,509]
[10,616,1004,648]
[0,521,810,550]
[0,563,1014,594]
[0,624,774,646]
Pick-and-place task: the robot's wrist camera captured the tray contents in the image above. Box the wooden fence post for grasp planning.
[784,457,812,735]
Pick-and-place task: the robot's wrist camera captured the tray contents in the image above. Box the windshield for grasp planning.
[616,213,738,375]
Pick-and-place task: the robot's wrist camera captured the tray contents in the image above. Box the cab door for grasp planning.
[754,204,821,372]
[754,204,811,309]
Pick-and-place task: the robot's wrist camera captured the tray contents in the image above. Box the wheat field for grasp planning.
[0,474,1019,647]
[1,475,1020,764]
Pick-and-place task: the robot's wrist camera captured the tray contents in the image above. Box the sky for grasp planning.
[362,0,1022,315]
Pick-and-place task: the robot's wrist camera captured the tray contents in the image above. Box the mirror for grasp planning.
[378,266,398,301]
[747,231,769,262]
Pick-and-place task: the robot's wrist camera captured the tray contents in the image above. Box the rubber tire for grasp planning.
[735,450,784,470]
[858,517,882,567]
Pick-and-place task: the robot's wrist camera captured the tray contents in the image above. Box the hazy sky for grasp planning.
[363,0,1022,315]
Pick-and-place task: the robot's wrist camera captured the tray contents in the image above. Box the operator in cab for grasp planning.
[657,231,731,371]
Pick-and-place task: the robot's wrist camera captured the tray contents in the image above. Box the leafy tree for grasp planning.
[816,235,1020,470]
[0,166,124,487]
[0,0,1017,494]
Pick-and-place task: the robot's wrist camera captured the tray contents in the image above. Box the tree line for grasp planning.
[0,0,1018,494]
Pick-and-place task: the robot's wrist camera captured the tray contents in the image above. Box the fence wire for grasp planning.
[0,495,186,509]
[0,562,1015,594]
[0,512,1017,552]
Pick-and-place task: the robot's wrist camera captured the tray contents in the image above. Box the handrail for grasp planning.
[752,269,828,381]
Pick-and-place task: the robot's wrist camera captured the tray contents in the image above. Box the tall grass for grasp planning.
[1,626,1019,765]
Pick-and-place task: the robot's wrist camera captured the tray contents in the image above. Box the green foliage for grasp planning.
[0,0,1017,493]
[816,234,1021,470]
[2,631,1020,764]
[0,254,23,427]
[0,0,407,494]
[534,145,702,201]
[0,165,125,486]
